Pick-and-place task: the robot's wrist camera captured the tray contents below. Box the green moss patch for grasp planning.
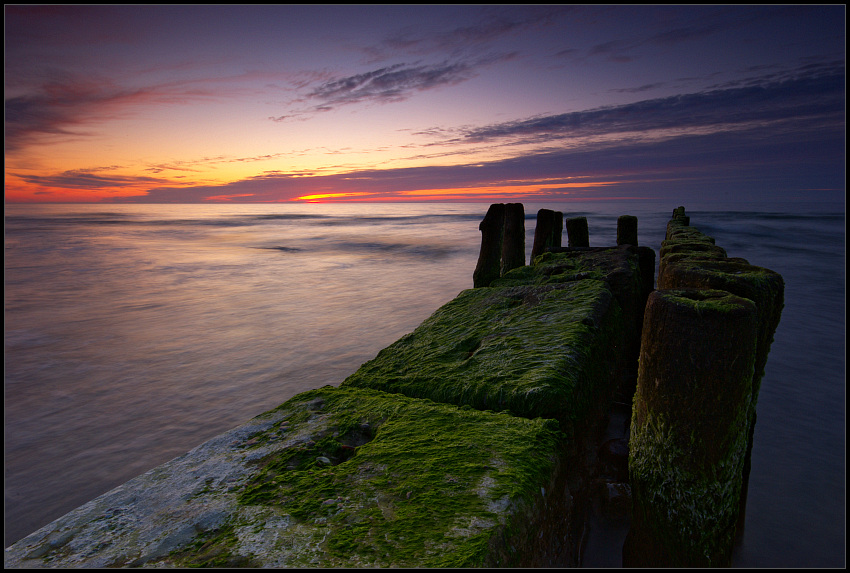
[342,279,625,433]
[6,386,568,569]
[222,386,565,568]
[491,247,637,289]
[628,405,748,567]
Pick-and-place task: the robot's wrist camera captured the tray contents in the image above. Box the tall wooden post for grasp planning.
[501,203,526,276]
[473,203,506,288]
[617,215,638,246]
[530,209,558,260]
[625,289,758,567]
[565,216,589,248]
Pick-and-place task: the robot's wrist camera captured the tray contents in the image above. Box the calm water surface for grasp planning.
[4,201,845,566]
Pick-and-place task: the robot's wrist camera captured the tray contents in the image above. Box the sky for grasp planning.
[4,5,845,204]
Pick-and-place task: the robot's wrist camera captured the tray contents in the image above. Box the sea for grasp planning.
[4,200,845,567]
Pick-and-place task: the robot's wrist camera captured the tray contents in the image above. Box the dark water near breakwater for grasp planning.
[4,201,845,566]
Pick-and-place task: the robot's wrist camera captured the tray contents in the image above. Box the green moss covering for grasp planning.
[660,288,755,315]
[657,258,784,392]
[341,279,624,433]
[166,521,259,568]
[169,385,568,568]
[492,247,639,289]
[659,240,726,259]
[626,207,783,567]
[489,253,604,287]
[628,405,748,567]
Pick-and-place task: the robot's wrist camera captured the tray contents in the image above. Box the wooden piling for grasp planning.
[565,216,589,248]
[473,203,506,288]
[553,211,563,249]
[501,203,526,276]
[654,257,785,528]
[616,215,638,246]
[625,288,758,568]
[531,209,559,260]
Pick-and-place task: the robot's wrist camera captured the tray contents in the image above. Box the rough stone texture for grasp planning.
[342,279,625,438]
[5,386,572,568]
[625,289,758,568]
[504,246,647,368]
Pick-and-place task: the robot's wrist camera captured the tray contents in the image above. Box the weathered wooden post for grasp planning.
[656,257,784,528]
[625,289,758,567]
[666,206,690,239]
[473,203,506,288]
[530,208,560,260]
[636,246,656,299]
[553,210,563,249]
[501,203,526,276]
[565,216,589,247]
[616,215,638,246]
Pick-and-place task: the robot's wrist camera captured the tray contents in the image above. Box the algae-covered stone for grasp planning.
[342,279,625,434]
[494,246,646,365]
[5,386,571,568]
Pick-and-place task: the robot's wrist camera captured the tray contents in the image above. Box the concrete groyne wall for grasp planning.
[4,205,782,568]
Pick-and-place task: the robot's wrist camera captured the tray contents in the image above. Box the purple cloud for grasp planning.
[461,64,845,144]
[11,169,171,190]
[276,54,517,119]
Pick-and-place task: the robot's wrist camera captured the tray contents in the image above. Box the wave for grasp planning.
[4,211,485,231]
[251,239,462,260]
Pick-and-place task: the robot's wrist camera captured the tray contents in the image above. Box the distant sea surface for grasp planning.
[4,201,845,566]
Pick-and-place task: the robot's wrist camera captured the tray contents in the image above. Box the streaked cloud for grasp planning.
[109,110,844,204]
[361,6,565,62]
[4,5,844,204]
[4,74,233,154]
[459,64,844,145]
[275,53,518,119]
[11,169,171,190]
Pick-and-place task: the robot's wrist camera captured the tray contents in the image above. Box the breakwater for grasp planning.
[4,205,781,568]
[624,207,784,567]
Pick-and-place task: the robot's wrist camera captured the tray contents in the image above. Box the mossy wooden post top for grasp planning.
[627,206,785,568]
[646,287,757,322]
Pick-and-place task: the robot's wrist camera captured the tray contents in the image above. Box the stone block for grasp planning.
[4,386,572,568]
[342,279,625,437]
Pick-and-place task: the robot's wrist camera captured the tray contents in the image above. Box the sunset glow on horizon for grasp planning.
[5,5,845,205]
